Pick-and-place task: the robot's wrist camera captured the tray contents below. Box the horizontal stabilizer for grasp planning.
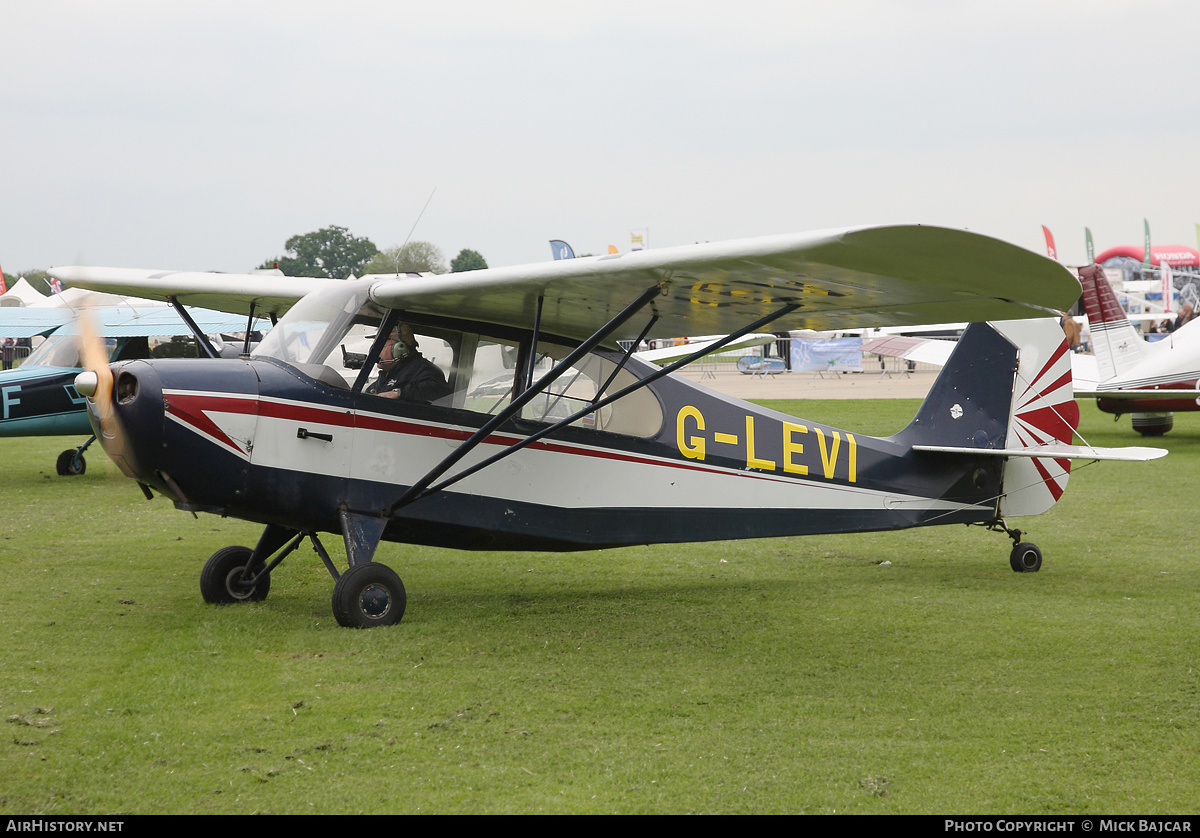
[913,443,1166,462]
[1073,388,1200,400]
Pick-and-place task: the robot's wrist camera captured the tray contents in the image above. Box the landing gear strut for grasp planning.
[200,545,271,603]
[56,435,97,476]
[986,518,1043,573]
[198,523,405,628]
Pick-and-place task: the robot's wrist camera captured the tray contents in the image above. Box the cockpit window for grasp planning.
[252,280,377,369]
[523,341,664,437]
[252,285,662,437]
[24,335,119,368]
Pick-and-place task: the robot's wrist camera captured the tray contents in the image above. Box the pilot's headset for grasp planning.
[380,325,415,365]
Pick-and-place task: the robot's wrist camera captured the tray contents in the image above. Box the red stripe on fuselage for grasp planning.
[164,392,257,454]
[165,390,820,488]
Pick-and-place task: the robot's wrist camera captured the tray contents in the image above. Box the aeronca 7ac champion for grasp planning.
[51,225,1163,628]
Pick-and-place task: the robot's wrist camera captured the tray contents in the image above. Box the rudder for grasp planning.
[991,319,1078,518]
[899,319,1079,519]
[1079,263,1147,381]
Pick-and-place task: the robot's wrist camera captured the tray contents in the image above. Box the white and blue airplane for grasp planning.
[53,225,1162,628]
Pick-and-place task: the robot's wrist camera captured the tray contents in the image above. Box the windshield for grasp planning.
[252,280,379,367]
[23,335,118,368]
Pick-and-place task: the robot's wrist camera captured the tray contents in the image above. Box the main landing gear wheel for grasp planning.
[200,545,271,604]
[332,562,406,628]
[1010,542,1043,573]
[56,449,85,476]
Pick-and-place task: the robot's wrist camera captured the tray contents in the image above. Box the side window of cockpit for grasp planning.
[521,343,663,437]
[362,325,456,405]
[150,336,202,358]
[459,337,520,415]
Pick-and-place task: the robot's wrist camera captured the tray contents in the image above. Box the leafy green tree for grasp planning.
[450,249,488,273]
[258,226,379,278]
[9,269,51,294]
[363,241,448,275]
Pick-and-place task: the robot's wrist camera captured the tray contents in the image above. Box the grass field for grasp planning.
[1,399,1197,814]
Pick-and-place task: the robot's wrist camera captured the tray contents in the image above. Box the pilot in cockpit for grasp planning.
[366,324,451,404]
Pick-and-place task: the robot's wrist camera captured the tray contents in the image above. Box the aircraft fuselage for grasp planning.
[0,365,93,437]
[101,346,1012,552]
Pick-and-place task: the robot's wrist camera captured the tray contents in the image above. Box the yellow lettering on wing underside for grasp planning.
[685,280,834,307]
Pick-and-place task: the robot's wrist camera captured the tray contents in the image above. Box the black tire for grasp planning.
[1010,542,1043,573]
[332,562,406,628]
[200,545,270,604]
[56,449,85,476]
[1132,412,1173,436]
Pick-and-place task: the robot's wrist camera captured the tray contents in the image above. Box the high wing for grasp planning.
[52,225,1080,343]
[0,308,81,338]
[51,305,266,337]
[0,298,264,338]
[369,225,1078,341]
[44,268,336,320]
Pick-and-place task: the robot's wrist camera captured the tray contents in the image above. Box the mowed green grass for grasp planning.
[1,400,1198,814]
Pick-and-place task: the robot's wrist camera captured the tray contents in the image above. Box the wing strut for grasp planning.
[240,303,257,357]
[352,309,404,393]
[386,301,801,515]
[521,295,545,393]
[382,284,665,517]
[595,314,659,404]
[167,296,220,359]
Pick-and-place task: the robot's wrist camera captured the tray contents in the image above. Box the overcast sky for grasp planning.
[2,1,1197,278]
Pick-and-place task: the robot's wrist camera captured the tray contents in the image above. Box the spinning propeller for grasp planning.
[72,307,133,471]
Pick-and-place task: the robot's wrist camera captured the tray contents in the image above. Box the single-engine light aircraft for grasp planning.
[863,264,1200,437]
[0,294,266,473]
[1072,264,1200,436]
[52,225,1163,628]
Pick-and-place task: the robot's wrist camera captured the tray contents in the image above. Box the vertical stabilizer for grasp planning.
[899,319,1079,520]
[1079,263,1146,381]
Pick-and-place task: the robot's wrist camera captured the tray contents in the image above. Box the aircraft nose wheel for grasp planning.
[332,562,406,628]
[56,449,86,476]
[200,545,271,603]
[1009,542,1043,573]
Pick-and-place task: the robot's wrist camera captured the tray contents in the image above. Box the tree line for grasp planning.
[257,226,487,279]
[4,227,487,289]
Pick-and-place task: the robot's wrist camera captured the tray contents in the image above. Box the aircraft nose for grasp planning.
[87,361,165,483]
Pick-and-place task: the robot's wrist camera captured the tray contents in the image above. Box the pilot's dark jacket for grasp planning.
[366,354,451,404]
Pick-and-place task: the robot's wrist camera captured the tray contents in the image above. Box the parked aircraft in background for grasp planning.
[632,333,776,365]
[1072,264,1200,436]
[863,262,1200,437]
[0,296,265,473]
[55,225,1161,628]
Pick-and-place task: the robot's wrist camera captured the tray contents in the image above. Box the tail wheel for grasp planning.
[56,450,86,476]
[332,562,406,628]
[200,546,271,604]
[1010,542,1043,573]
